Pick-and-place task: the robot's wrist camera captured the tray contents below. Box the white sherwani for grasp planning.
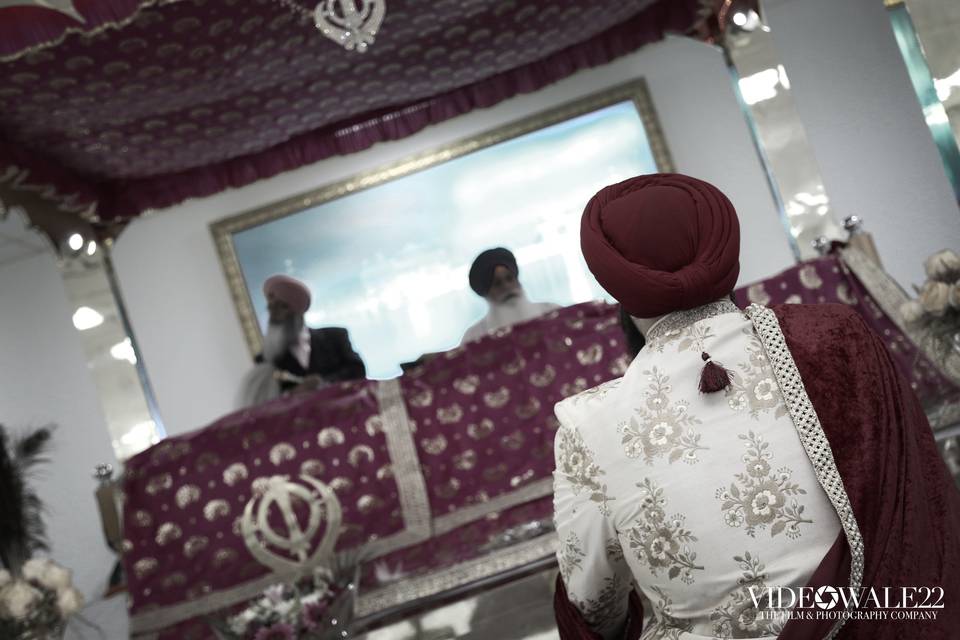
[553,300,841,639]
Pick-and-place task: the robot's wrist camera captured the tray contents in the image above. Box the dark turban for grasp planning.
[469,248,518,296]
[263,274,311,315]
[580,173,740,318]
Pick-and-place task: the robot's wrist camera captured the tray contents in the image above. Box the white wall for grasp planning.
[765,0,960,289]
[113,36,790,437]
[0,251,117,603]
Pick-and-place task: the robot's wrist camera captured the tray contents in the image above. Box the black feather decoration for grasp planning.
[0,424,53,574]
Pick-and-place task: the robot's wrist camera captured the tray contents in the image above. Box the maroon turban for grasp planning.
[580,173,740,318]
[263,275,311,315]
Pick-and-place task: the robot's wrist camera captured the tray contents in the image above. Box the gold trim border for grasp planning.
[369,379,432,555]
[354,532,558,618]
[130,563,307,634]
[211,78,673,357]
[746,304,864,640]
[432,477,554,536]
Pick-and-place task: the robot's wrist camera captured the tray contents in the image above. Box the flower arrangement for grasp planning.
[0,559,84,639]
[208,563,359,640]
[900,249,960,357]
[0,426,86,639]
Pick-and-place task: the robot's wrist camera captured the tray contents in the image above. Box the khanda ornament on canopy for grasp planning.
[241,475,342,575]
[314,0,385,53]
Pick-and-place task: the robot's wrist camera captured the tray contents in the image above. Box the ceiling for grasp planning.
[0,0,705,229]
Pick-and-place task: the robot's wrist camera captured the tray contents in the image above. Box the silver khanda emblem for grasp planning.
[314,0,385,53]
[241,475,342,575]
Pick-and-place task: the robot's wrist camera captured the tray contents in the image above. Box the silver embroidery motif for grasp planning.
[716,431,813,538]
[745,304,864,639]
[619,368,707,465]
[641,586,693,639]
[709,551,786,637]
[556,425,615,515]
[645,298,741,344]
[570,573,629,633]
[558,531,586,582]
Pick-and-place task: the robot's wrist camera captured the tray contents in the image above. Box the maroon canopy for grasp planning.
[0,0,706,227]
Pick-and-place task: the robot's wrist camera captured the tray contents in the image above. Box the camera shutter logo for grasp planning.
[815,585,840,610]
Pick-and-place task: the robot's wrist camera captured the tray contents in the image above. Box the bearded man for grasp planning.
[460,247,560,345]
[236,275,365,408]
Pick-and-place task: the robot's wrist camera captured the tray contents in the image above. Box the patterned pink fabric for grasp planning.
[121,301,628,637]
[0,0,702,221]
[122,381,395,611]
[402,303,629,518]
[733,252,960,410]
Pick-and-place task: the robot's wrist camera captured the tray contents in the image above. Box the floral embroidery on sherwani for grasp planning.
[625,479,703,584]
[605,537,624,563]
[569,378,623,406]
[716,431,813,538]
[649,320,716,354]
[726,330,789,420]
[640,586,693,640]
[558,531,586,582]
[571,574,629,634]
[676,323,716,353]
[710,552,786,638]
[618,368,707,465]
[556,425,615,515]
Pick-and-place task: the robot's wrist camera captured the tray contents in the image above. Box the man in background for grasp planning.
[237,275,365,408]
[461,247,560,345]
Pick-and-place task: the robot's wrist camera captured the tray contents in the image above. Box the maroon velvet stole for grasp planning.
[554,303,960,639]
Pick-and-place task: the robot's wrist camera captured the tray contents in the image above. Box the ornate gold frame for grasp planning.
[211,78,673,355]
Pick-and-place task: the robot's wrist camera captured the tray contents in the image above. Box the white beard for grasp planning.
[484,291,544,332]
[262,315,303,362]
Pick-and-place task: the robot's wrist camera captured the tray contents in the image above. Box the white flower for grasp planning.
[753,379,776,402]
[920,281,951,317]
[263,583,287,605]
[924,249,960,282]
[228,615,249,635]
[1,580,41,620]
[56,587,84,617]
[39,563,73,591]
[750,490,780,517]
[727,394,748,412]
[900,300,925,324]
[0,569,10,588]
[648,422,674,446]
[275,599,296,618]
[21,558,51,582]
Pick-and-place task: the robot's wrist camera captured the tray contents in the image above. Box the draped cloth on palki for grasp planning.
[554,303,960,639]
